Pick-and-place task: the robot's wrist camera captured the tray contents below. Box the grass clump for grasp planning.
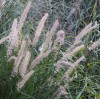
[0,0,100,99]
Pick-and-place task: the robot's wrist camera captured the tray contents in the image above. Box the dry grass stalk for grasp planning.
[0,36,9,44]
[72,56,85,67]
[53,30,65,49]
[0,0,32,47]
[8,56,16,62]
[73,0,83,18]
[7,0,32,59]
[32,13,48,46]
[12,39,27,75]
[89,38,100,50]
[55,44,84,72]
[74,21,98,44]
[18,1,32,34]
[49,19,59,34]
[30,19,60,70]
[6,1,33,90]
[57,56,85,81]
[30,21,61,70]
[7,1,32,56]
[9,38,32,90]
[65,44,84,58]
[55,86,68,99]
[0,19,18,51]
[55,61,73,73]
[17,39,27,57]
[19,51,31,78]
[39,19,59,53]
[9,38,33,90]
[7,19,19,56]
[30,50,51,70]
[52,30,65,60]
[16,43,51,90]
[65,21,96,53]
[17,70,34,90]
[58,61,73,66]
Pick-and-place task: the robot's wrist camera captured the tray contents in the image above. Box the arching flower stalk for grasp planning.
[53,21,99,99]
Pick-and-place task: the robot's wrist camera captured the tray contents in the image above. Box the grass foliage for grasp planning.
[0,0,100,99]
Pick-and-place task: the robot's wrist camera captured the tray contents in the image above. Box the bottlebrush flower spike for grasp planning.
[74,21,98,44]
[39,19,59,53]
[89,38,100,50]
[57,30,65,45]
[19,51,31,78]
[18,1,32,34]
[17,70,34,90]
[32,13,48,46]
[55,86,68,99]
[12,39,27,75]
[7,19,19,56]
[54,30,65,46]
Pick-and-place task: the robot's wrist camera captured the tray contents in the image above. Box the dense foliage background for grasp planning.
[0,0,100,99]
